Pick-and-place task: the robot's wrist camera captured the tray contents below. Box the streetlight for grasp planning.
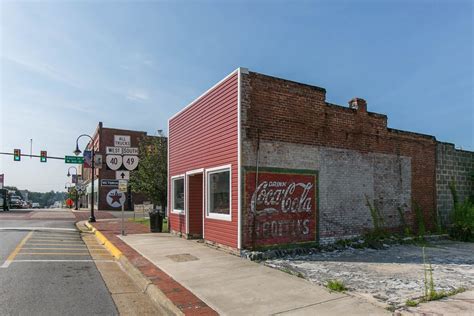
[67,166,79,210]
[74,134,96,222]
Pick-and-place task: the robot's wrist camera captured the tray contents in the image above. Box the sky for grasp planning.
[0,0,472,192]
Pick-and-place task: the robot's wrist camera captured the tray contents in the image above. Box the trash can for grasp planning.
[149,209,163,233]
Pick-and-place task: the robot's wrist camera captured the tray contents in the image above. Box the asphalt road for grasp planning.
[0,209,118,315]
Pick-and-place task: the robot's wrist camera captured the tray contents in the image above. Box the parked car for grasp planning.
[32,202,40,209]
[9,196,23,209]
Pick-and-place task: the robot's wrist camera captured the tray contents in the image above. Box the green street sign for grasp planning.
[65,156,84,164]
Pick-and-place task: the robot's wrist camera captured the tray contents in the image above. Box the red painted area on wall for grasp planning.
[243,169,318,247]
[188,174,203,236]
[168,72,239,248]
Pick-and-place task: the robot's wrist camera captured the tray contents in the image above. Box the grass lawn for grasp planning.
[129,217,169,232]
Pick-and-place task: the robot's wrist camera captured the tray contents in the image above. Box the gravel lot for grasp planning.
[265,240,474,308]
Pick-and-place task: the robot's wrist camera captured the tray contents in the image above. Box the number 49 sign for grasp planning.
[123,155,139,170]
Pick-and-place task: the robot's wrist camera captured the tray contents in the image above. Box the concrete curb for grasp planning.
[76,221,183,316]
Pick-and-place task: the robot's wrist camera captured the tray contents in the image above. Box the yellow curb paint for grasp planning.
[84,222,122,259]
[1,231,34,267]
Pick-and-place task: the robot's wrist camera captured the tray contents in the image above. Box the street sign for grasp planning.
[94,154,103,169]
[116,170,130,180]
[65,156,84,164]
[122,147,139,155]
[106,189,125,207]
[101,179,119,186]
[114,135,131,147]
[106,146,123,155]
[123,155,139,171]
[0,174,3,189]
[76,184,84,193]
[106,155,122,170]
[83,151,92,168]
[118,180,128,192]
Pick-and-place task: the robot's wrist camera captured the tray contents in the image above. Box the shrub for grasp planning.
[449,200,474,242]
[405,299,418,307]
[413,201,426,237]
[326,279,347,292]
[448,181,474,242]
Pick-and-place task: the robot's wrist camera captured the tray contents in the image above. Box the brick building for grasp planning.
[168,68,473,251]
[79,122,150,211]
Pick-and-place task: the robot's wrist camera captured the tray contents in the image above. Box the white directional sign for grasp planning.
[123,155,139,171]
[118,180,128,193]
[114,135,131,147]
[106,155,123,170]
[122,147,139,155]
[116,170,130,180]
[106,147,123,155]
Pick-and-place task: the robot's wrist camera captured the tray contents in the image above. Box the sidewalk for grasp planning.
[86,218,388,316]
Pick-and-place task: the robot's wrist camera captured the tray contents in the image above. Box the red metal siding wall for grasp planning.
[169,72,239,248]
[188,174,203,236]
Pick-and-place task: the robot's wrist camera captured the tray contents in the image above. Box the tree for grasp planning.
[130,132,167,211]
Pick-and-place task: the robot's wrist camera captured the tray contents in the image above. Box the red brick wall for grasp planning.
[98,128,148,211]
[241,72,437,237]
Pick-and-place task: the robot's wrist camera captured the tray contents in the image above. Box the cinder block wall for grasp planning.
[242,141,412,243]
[436,142,474,226]
[240,71,437,244]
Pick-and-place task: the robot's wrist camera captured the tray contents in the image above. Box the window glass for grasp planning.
[173,178,184,211]
[208,170,230,215]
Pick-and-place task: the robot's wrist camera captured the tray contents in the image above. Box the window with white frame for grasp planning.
[207,168,230,217]
[172,177,184,212]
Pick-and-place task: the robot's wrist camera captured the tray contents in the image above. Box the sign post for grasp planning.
[0,174,4,189]
[118,180,128,236]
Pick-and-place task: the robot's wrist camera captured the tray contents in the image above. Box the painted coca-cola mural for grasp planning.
[243,167,318,248]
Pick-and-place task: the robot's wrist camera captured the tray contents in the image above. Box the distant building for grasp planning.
[79,122,156,211]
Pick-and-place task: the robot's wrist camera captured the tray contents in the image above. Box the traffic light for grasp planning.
[40,150,47,163]
[14,149,21,161]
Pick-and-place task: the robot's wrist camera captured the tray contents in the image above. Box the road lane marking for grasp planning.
[17,252,90,255]
[0,227,76,232]
[25,243,86,246]
[13,260,115,263]
[28,238,81,241]
[22,247,87,250]
[1,231,33,268]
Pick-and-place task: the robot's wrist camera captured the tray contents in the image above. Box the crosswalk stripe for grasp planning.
[17,253,90,255]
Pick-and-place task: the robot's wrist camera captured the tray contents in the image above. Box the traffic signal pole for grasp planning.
[0,152,65,160]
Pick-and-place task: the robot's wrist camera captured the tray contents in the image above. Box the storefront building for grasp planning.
[168,68,473,251]
[79,122,149,211]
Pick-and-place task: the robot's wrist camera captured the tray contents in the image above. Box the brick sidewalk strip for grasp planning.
[73,210,116,221]
[89,219,218,316]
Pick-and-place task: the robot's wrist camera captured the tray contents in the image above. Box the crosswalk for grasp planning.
[4,230,114,266]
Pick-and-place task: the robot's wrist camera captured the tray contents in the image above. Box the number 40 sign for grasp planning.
[106,154,139,171]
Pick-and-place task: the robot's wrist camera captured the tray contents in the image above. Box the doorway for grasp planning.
[186,172,203,238]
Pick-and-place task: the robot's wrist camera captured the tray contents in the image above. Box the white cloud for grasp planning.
[2,55,83,89]
[126,89,149,102]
